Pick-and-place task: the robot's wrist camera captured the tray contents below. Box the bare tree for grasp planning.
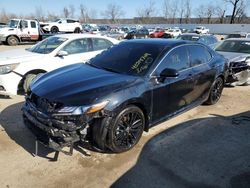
[215,5,226,23]
[169,1,178,24]
[234,0,247,23]
[204,4,215,24]
[0,9,10,23]
[102,3,124,23]
[178,0,185,24]
[195,5,206,24]
[224,0,244,23]
[34,6,45,22]
[79,4,89,23]
[137,0,156,23]
[62,7,70,18]
[47,12,58,21]
[162,0,170,19]
[184,0,191,23]
[69,5,75,18]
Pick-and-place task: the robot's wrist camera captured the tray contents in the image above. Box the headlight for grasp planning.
[53,101,109,116]
[0,63,19,74]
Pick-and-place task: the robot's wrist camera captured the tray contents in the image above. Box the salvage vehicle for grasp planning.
[0,34,119,96]
[0,19,42,45]
[194,26,209,34]
[165,28,182,38]
[149,30,167,38]
[41,18,82,33]
[177,33,218,47]
[124,28,149,39]
[215,38,250,86]
[22,39,228,154]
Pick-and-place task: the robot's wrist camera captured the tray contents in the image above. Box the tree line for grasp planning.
[0,0,248,24]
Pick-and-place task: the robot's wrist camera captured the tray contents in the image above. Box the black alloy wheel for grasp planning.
[108,106,145,153]
[205,77,224,105]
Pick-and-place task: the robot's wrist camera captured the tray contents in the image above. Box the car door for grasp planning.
[29,21,39,41]
[151,46,195,122]
[187,45,216,102]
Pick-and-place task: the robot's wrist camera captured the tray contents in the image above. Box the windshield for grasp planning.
[177,35,200,41]
[27,37,67,54]
[88,42,167,76]
[8,20,19,28]
[215,40,250,54]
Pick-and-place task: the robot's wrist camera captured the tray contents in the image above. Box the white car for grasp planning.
[165,29,182,37]
[0,34,119,96]
[42,18,82,33]
[194,26,209,34]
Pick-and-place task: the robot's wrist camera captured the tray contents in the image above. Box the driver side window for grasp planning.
[155,46,190,75]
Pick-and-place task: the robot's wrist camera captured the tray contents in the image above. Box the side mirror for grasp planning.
[57,50,68,57]
[160,68,179,78]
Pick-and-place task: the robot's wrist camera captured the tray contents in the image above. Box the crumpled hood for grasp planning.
[0,49,43,65]
[217,51,250,63]
[31,63,138,106]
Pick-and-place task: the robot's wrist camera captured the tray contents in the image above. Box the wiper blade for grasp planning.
[101,67,119,73]
[85,62,101,69]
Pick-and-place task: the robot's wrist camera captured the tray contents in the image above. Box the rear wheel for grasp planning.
[51,26,59,33]
[7,36,19,46]
[74,27,81,33]
[107,106,145,153]
[205,77,224,105]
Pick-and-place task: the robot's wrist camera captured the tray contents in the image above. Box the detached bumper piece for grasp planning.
[22,100,88,155]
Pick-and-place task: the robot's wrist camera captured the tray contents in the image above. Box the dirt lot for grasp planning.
[0,44,250,188]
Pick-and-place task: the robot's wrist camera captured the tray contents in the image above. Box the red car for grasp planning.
[149,30,166,38]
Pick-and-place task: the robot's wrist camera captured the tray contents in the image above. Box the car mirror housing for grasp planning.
[160,68,179,78]
[57,50,68,57]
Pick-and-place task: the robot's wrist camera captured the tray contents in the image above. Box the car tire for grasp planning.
[74,27,81,33]
[23,74,39,93]
[7,36,19,46]
[107,106,145,153]
[205,77,224,105]
[51,26,59,33]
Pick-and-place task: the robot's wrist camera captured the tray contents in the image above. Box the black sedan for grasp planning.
[22,39,228,153]
[215,38,250,86]
[124,28,149,39]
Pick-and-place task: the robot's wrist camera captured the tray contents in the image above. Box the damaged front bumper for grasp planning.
[22,100,91,152]
[226,61,250,86]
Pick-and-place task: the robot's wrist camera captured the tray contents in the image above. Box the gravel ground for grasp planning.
[0,44,250,188]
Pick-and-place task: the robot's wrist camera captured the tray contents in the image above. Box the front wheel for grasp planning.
[23,74,40,93]
[107,106,145,153]
[7,36,19,46]
[205,77,224,105]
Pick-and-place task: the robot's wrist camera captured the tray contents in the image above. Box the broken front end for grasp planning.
[227,57,250,86]
[22,92,110,153]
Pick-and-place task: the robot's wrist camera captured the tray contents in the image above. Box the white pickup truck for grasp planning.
[41,18,82,33]
[194,26,209,34]
[0,19,42,45]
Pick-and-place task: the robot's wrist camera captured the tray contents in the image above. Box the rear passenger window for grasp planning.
[92,38,113,51]
[188,45,212,67]
[30,21,36,28]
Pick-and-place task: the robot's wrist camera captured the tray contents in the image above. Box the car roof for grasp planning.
[51,33,111,40]
[225,38,250,42]
[122,39,191,47]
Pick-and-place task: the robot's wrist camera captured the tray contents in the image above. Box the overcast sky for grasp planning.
[0,0,249,18]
